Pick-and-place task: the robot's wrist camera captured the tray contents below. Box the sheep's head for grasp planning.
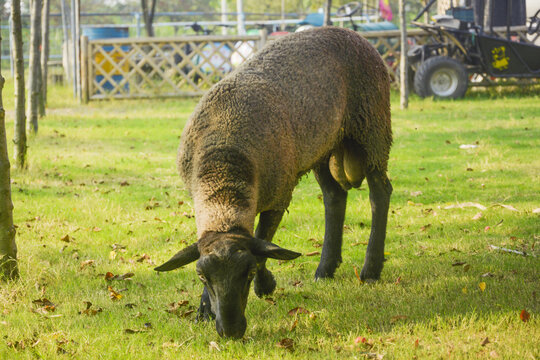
[154,230,300,339]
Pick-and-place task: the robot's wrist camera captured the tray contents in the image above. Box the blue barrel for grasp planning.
[83,27,130,93]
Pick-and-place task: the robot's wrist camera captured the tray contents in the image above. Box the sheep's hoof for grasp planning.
[359,262,383,282]
[196,301,215,323]
[254,269,276,297]
[314,266,336,280]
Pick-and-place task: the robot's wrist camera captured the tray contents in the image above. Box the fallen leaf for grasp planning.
[305,251,320,256]
[105,272,115,281]
[79,301,102,316]
[60,234,71,243]
[80,260,95,270]
[481,272,495,278]
[414,338,419,348]
[420,224,431,231]
[124,303,137,309]
[462,287,468,294]
[463,264,471,272]
[520,309,530,322]
[120,181,130,187]
[484,226,491,232]
[479,282,486,292]
[354,336,367,344]
[124,328,144,334]
[91,227,102,232]
[288,307,310,316]
[276,338,294,350]
[394,276,402,285]
[472,212,483,220]
[209,341,221,351]
[410,191,422,197]
[489,350,499,358]
[481,337,490,346]
[32,298,55,307]
[108,286,123,301]
[444,202,486,210]
[289,318,298,331]
[491,204,518,212]
[265,298,276,305]
[452,261,466,266]
[532,208,540,214]
[351,266,361,282]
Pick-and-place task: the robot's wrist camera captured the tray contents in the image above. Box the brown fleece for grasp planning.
[178,27,392,238]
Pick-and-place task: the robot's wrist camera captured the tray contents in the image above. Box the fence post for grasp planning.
[259,29,268,50]
[80,36,89,103]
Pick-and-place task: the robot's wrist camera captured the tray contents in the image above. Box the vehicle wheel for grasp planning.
[413,56,468,99]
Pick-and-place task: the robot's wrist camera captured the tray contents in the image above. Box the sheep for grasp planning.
[155,26,393,339]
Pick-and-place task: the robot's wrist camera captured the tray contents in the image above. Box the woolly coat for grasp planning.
[178,27,392,238]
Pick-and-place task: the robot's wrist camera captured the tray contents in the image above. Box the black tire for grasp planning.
[413,56,468,99]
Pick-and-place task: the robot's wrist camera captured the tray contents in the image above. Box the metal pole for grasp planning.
[281,0,286,31]
[75,0,80,100]
[221,0,228,35]
[135,12,141,37]
[71,0,77,97]
[60,0,71,82]
[237,0,246,35]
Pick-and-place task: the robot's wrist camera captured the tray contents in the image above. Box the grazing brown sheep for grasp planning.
[155,26,393,339]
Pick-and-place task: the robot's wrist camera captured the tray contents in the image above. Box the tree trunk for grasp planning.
[40,0,50,115]
[0,34,19,281]
[324,0,333,26]
[141,0,157,37]
[399,0,408,109]
[27,0,42,134]
[11,0,27,169]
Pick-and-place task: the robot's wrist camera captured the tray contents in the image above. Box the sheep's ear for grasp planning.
[250,238,301,260]
[154,243,200,272]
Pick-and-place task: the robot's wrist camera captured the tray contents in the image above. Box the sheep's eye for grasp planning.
[198,274,207,283]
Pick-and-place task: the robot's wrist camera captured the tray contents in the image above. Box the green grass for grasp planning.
[1,81,539,359]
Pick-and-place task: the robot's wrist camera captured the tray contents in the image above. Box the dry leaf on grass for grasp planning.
[479,282,486,292]
[108,286,123,301]
[80,260,95,270]
[79,301,102,316]
[444,202,487,210]
[520,309,530,322]
[276,338,294,350]
[287,307,310,316]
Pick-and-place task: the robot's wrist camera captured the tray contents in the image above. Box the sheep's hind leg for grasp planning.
[196,286,215,322]
[314,160,348,279]
[361,168,392,281]
[253,210,285,297]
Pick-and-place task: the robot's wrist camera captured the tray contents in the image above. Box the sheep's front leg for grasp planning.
[253,210,284,297]
[314,161,348,279]
[361,168,392,281]
[196,286,215,321]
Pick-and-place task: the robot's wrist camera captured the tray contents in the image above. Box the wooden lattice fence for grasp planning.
[81,29,431,102]
[80,27,534,101]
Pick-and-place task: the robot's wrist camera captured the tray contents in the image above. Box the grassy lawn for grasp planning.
[1,81,538,359]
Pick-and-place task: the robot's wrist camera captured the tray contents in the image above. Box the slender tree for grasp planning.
[11,0,27,169]
[324,0,333,26]
[40,0,51,115]
[141,0,157,37]
[0,32,19,280]
[27,0,43,134]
